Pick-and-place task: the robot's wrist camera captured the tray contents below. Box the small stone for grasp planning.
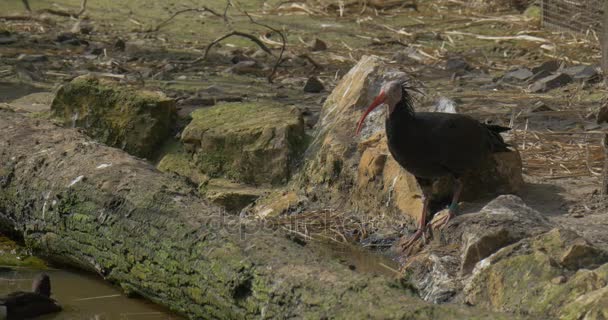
[309,38,327,51]
[532,60,561,74]
[529,73,572,93]
[561,65,599,81]
[551,275,567,284]
[503,68,533,82]
[114,39,126,51]
[0,36,16,45]
[56,32,88,46]
[17,54,48,62]
[303,76,324,93]
[445,57,470,71]
[528,69,552,82]
[176,75,187,80]
[225,60,260,75]
[596,106,608,124]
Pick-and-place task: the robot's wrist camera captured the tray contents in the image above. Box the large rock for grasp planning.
[291,55,523,223]
[51,75,177,159]
[463,228,608,318]
[402,195,553,303]
[177,102,307,186]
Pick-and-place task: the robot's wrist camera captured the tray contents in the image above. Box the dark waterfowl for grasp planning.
[0,273,62,319]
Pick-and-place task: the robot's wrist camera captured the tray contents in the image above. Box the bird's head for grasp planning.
[32,273,52,297]
[355,80,414,135]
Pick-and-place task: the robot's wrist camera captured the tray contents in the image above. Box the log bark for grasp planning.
[602,0,608,77]
[0,108,513,319]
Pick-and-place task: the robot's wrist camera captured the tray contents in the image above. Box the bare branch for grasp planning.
[203,31,275,60]
[148,7,222,32]
[242,11,286,83]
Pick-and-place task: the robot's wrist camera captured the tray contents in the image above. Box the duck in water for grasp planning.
[0,273,62,319]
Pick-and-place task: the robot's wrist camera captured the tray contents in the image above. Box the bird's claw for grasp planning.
[400,227,432,250]
[431,204,458,230]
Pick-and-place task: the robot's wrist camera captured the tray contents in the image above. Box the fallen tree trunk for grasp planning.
[0,108,514,319]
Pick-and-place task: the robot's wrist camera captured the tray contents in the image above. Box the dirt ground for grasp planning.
[1,0,607,250]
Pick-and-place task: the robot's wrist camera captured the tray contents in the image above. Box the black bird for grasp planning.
[0,273,62,319]
[356,81,510,248]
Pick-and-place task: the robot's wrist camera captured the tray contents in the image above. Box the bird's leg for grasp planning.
[400,194,431,249]
[432,178,463,230]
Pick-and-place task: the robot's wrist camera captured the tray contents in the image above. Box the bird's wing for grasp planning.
[426,114,488,174]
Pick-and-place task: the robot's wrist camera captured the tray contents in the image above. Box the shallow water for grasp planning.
[318,242,401,278]
[0,268,182,320]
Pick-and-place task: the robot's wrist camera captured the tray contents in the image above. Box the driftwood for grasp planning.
[0,109,512,319]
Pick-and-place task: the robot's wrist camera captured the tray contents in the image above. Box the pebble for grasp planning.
[309,38,328,51]
[528,73,572,93]
[303,76,324,93]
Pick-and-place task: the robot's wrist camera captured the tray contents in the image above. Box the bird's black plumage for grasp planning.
[356,80,511,247]
[0,274,62,320]
[385,85,510,180]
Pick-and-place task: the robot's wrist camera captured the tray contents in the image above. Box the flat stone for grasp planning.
[562,65,599,81]
[532,60,561,74]
[0,36,16,45]
[303,76,324,93]
[529,73,572,93]
[445,57,470,71]
[528,69,552,82]
[503,68,533,81]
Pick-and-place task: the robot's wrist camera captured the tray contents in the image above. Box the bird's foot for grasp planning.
[431,203,459,230]
[400,227,432,250]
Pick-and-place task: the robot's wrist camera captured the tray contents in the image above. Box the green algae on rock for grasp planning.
[51,75,177,159]
[180,102,308,186]
[464,228,608,318]
[0,235,47,269]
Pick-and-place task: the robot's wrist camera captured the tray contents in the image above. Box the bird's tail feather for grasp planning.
[485,124,511,152]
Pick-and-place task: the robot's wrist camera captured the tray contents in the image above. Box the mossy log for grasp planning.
[0,109,515,319]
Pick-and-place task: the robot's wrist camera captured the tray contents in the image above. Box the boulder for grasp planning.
[51,75,177,159]
[402,195,553,303]
[463,228,608,317]
[179,102,308,186]
[294,55,523,224]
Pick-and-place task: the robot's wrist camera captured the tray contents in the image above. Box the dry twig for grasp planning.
[148,7,222,32]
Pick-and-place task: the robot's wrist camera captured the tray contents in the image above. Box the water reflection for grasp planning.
[0,268,182,320]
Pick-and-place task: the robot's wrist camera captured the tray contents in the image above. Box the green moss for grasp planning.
[179,102,308,185]
[0,235,48,269]
[51,75,177,159]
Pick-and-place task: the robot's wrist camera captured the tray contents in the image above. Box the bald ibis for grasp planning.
[356,81,510,249]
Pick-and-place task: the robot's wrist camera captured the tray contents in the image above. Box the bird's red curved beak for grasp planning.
[355,91,386,135]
